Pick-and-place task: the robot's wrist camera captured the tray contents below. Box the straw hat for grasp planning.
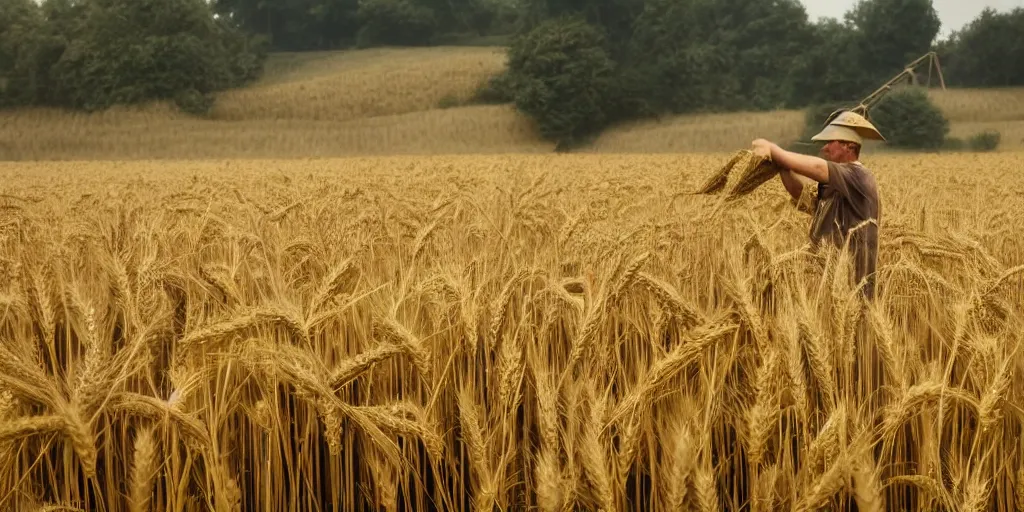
[811,111,886,145]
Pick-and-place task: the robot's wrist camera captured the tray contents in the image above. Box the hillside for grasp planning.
[1,47,1022,160]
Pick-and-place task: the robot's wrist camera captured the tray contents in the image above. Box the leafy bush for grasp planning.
[215,18,268,87]
[437,93,460,109]
[471,71,515,104]
[504,16,616,149]
[942,137,965,151]
[968,130,1001,152]
[356,0,437,47]
[869,87,950,150]
[174,88,215,116]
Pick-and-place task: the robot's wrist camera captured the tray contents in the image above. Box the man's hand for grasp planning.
[751,139,774,160]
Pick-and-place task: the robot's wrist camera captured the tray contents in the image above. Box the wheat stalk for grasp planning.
[329,342,406,389]
[746,347,781,468]
[177,306,308,352]
[610,322,737,422]
[129,428,158,512]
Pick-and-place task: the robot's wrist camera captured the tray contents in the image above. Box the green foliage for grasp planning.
[942,136,965,151]
[0,0,265,113]
[624,0,816,114]
[939,8,1024,87]
[801,89,950,151]
[869,87,949,150]
[45,0,265,112]
[505,16,616,149]
[212,0,360,51]
[216,18,269,87]
[967,131,1001,152]
[174,88,215,116]
[800,101,855,141]
[501,0,956,149]
[415,0,489,37]
[471,70,515,104]
[516,0,643,49]
[0,0,52,107]
[356,0,437,47]
[437,93,460,109]
[846,0,941,84]
[789,19,878,106]
[941,131,1001,152]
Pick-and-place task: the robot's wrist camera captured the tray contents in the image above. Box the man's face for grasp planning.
[818,140,854,162]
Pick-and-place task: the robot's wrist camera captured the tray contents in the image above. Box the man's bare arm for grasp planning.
[778,169,805,201]
[752,139,830,184]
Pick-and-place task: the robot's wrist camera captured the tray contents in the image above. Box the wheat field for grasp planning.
[1,152,1022,512]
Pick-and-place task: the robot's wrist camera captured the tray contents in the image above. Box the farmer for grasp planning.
[750,111,885,300]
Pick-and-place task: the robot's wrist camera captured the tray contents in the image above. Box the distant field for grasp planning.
[212,47,507,122]
[0,47,1022,160]
[0,103,550,160]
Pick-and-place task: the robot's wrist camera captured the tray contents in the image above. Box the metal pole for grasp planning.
[933,54,947,90]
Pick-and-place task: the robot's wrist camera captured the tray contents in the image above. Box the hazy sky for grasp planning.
[801,0,1024,36]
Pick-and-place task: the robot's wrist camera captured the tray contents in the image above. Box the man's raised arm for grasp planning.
[752,139,830,184]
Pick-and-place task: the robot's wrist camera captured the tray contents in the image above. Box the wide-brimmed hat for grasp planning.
[811,111,886,145]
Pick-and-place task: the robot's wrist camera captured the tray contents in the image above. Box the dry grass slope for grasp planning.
[212,47,508,121]
[0,104,550,160]
[0,47,1023,159]
[0,153,1022,511]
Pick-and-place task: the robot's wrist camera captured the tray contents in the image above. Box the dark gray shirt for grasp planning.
[809,161,880,299]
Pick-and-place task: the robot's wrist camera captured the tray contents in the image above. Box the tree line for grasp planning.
[1,0,1022,132]
[489,0,1024,147]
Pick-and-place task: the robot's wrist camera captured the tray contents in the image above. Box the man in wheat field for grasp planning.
[751,111,886,300]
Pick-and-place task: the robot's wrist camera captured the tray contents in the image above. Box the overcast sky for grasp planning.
[801,0,1024,36]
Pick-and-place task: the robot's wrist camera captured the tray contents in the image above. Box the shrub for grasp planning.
[504,16,616,149]
[942,137,965,152]
[968,131,1001,152]
[356,0,437,47]
[174,88,214,116]
[471,71,515,104]
[437,93,460,109]
[869,87,950,150]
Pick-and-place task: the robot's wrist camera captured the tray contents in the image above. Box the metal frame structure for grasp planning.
[824,51,947,126]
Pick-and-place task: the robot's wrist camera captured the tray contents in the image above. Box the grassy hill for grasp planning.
[1,47,1022,160]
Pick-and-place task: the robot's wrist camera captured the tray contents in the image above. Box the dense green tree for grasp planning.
[0,0,47,106]
[505,16,617,148]
[356,0,437,47]
[938,8,1024,87]
[212,0,359,51]
[616,0,816,114]
[846,0,941,82]
[516,0,644,49]
[46,0,265,112]
[788,18,879,106]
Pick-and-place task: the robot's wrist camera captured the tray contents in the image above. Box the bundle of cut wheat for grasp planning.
[695,150,785,199]
[693,150,745,194]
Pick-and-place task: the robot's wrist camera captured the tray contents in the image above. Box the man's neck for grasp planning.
[830,157,860,165]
